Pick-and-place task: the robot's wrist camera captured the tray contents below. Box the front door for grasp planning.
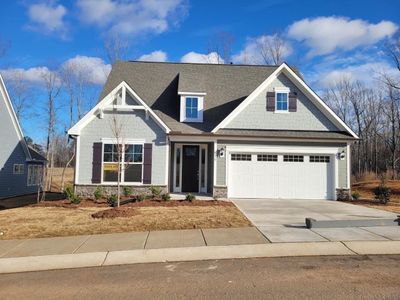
[182,145,199,192]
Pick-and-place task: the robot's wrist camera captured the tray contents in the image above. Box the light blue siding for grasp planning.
[226,73,339,131]
[78,110,167,185]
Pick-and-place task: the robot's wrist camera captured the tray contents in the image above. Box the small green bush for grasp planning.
[185,193,195,202]
[161,193,171,201]
[123,186,132,197]
[373,180,391,204]
[137,194,146,202]
[93,186,104,200]
[107,194,118,207]
[149,186,162,199]
[351,191,361,201]
[64,186,81,204]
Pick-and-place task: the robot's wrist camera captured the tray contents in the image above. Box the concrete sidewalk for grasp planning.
[0,228,400,274]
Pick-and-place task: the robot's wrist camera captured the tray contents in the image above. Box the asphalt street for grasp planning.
[0,255,399,299]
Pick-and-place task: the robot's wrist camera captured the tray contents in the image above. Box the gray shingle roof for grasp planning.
[100,61,277,133]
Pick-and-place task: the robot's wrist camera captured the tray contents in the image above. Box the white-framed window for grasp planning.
[231,154,252,161]
[27,165,43,186]
[13,164,24,174]
[274,87,290,112]
[257,154,278,162]
[179,95,204,122]
[283,155,304,162]
[102,143,143,183]
[310,155,330,163]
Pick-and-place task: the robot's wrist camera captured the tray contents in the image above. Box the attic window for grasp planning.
[179,95,204,123]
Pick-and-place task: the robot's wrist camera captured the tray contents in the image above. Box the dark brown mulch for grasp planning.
[91,207,140,219]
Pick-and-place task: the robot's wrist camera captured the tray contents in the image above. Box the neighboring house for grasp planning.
[0,74,46,199]
[68,61,358,200]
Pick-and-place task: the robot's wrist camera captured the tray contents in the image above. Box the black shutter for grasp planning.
[92,142,102,184]
[289,92,297,112]
[143,143,152,184]
[266,92,275,111]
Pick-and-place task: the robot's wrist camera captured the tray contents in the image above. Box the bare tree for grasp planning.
[257,33,288,65]
[41,70,61,197]
[381,34,400,90]
[104,34,129,65]
[5,70,33,120]
[207,31,235,64]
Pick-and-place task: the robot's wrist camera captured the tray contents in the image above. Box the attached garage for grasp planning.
[228,152,335,200]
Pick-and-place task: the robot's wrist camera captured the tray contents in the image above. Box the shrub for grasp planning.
[93,186,104,200]
[137,194,146,202]
[351,191,361,201]
[161,193,171,201]
[123,186,132,197]
[185,193,195,202]
[373,180,391,204]
[107,194,118,207]
[149,186,162,199]
[64,186,81,204]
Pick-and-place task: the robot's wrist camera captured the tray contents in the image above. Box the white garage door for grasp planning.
[228,153,334,199]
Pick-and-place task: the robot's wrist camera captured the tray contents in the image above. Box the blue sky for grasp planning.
[0,0,399,142]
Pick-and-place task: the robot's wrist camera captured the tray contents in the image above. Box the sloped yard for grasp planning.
[0,199,251,240]
[350,180,400,214]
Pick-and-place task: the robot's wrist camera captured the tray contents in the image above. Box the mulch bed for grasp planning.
[31,199,109,208]
[91,207,140,219]
[124,199,234,207]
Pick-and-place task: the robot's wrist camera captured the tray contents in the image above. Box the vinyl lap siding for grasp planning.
[226,73,339,131]
[78,111,167,185]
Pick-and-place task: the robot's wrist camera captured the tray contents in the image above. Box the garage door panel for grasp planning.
[228,153,334,200]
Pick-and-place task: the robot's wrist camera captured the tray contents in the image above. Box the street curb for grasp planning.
[1,241,399,274]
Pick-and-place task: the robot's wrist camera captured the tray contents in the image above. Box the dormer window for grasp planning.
[179,92,205,123]
[186,97,198,119]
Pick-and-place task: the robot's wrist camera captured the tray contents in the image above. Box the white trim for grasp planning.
[178,91,207,96]
[74,136,80,185]
[275,89,289,113]
[68,81,171,135]
[346,143,351,189]
[180,95,204,123]
[0,74,31,159]
[100,138,145,144]
[102,105,146,111]
[211,63,359,139]
[165,136,170,186]
[213,141,217,186]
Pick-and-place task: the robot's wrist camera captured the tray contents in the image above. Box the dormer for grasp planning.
[178,72,206,123]
[178,92,205,123]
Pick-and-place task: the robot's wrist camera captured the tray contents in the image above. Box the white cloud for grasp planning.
[1,67,52,84]
[310,61,398,89]
[138,50,167,62]
[232,34,292,64]
[180,51,223,64]
[61,55,111,85]
[27,2,68,37]
[288,16,398,57]
[76,0,187,36]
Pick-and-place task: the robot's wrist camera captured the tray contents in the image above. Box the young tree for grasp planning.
[256,33,288,65]
[207,31,235,64]
[5,70,33,120]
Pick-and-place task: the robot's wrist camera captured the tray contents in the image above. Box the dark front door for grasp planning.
[182,145,199,192]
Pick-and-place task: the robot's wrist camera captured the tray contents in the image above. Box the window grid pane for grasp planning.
[186,97,199,119]
[231,154,252,161]
[283,155,304,162]
[276,93,288,111]
[310,155,330,163]
[257,154,278,162]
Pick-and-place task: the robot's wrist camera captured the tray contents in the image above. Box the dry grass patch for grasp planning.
[349,180,400,213]
[0,205,251,240]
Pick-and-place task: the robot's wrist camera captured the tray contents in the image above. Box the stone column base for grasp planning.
[336,188,351,201]
[213,186,228,199]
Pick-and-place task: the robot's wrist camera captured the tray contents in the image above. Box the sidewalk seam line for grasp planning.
[357,227,393,241]
[309,229,331,242]
[0,239,31,258]
[200,229,207,246]
[72,235,92,254]
[340,241,359,255]
[101,251,109,266]
[143,231,150,249]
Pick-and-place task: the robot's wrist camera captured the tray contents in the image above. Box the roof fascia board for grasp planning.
[68,81,171,135]
[0,74,31,159]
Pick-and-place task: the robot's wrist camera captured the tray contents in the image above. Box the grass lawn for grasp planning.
[0,198,251,240]
[350,180,400,214]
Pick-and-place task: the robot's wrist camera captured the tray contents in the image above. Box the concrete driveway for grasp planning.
[232,199,399,243]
